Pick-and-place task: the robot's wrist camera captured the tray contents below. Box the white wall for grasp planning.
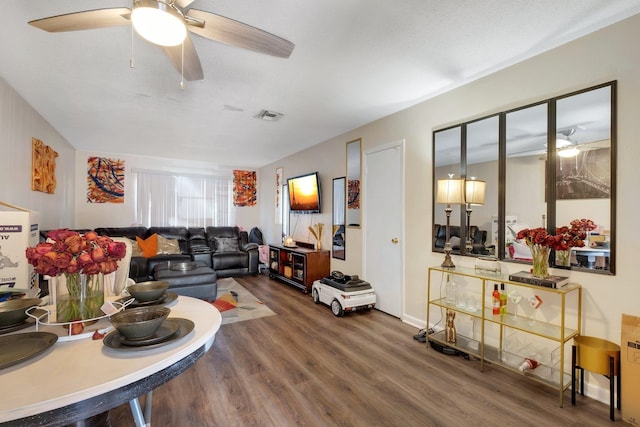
[74,150,260,230]
[261,14,640,347]
[0,78,75,230]
[0,77,259,232]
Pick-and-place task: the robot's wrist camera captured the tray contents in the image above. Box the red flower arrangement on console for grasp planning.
[516,219,593,277]
[25,229,126,324]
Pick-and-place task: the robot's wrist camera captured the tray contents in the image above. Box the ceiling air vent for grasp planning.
[256,109,284,121]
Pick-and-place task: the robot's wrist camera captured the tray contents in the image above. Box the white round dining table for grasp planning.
[0,295,221,426]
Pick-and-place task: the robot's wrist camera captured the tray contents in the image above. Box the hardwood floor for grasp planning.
[109,274,624,426]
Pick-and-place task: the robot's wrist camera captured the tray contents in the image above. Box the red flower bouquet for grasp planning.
[570,218,597,233]
[26,229,126,323]
[516,224,588,251]
[26,229,126,277]
[516,219,592,276]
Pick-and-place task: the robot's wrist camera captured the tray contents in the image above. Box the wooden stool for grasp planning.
[571,335,621,421]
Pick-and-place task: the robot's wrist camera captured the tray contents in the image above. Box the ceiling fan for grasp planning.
[28,0,295,81]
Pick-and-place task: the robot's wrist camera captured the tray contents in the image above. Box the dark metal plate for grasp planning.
[0,332,58,369]
[116,291,178,308]
[119,319,181,347]
[103,318,194,351]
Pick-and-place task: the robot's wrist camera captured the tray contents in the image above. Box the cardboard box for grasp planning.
[622,314,640,425]
[0,201,40,293]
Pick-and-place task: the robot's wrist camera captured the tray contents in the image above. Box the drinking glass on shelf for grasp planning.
[508,290,523,318]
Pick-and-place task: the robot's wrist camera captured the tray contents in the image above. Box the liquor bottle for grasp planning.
[492,284,500,315]
[518,357,540,372]
[499,283,507,315]
[445,275,457,305]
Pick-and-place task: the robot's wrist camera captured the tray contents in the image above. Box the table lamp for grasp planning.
[437,176,465,268]
[465,178,486,252]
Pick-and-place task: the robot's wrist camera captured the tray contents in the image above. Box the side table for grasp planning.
[571,335,621,421]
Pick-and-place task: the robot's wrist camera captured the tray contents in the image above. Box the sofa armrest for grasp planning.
[242,242,259,252]
[247,248,259,274]
[129,256,149,282]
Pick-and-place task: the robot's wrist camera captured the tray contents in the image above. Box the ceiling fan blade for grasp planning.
[162,34,204,81]
[28,8,131,32]
[185,9,294,58]
[174,0,196,9]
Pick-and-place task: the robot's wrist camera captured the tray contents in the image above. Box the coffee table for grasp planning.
[154,261,217,300]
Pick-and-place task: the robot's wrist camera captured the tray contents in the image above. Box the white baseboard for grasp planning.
[578,381,616,407]
[402,313,425,330]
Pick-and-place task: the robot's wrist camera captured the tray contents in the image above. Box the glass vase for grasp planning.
[55,273,104,323]
[555,249,571,267]
[530,244,550,279]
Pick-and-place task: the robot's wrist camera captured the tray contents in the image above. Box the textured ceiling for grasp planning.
[1,1,639,168]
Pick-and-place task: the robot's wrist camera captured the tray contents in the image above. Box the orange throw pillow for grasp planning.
[136,234,158,258]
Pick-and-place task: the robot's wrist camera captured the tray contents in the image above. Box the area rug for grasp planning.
[212,278,276,325]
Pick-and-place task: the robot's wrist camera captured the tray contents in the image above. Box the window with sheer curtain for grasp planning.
[133,170,235,227]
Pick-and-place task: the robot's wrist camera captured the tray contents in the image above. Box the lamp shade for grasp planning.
[132,0,187,47]
[465,179,486,205]
[436,178,465,205]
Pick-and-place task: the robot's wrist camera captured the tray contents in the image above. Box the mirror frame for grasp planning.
[346,138,362,228]
[281,183,289,242]
[332,177,346,260]
[432,81,616,274]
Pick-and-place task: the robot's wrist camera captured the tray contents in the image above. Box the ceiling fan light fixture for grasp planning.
[132,0,186,47]
[558,146,580,158]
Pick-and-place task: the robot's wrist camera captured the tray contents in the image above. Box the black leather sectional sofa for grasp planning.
[88,226,259,282]
[433,224,493,255]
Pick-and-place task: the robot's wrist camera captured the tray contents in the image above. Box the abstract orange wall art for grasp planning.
[233,170,257,207]
[31,138,58,194]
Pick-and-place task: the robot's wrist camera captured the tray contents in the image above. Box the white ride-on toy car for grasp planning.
[312,271,376,316]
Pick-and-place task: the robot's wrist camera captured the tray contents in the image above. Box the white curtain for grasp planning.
[133,170,235,227]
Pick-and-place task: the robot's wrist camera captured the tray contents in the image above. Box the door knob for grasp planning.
[391,238,399,244]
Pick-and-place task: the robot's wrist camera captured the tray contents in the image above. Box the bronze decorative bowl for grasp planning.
[110,306,170,340]
[127,281,169,302]
[0,298,42,327]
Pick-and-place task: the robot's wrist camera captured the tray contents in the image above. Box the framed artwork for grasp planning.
[348,179,360,209]
[233,170,257,207]
[275,167,283,224]
[31,138,58,194]
[87,157,125,203]
[556,147,610,199]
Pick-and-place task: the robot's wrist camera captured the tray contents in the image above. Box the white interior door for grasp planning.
[364,141,404,317]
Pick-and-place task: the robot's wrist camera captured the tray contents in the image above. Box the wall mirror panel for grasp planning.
[466,115,499,256]
[433,126,463,254]
[554,85,613,271]
[432,81,616,274]
[346,138,362,228]
[332,177,346,260]
[281,184,289,242]
[505,103,548,260]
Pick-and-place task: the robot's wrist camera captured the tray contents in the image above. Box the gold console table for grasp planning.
[427,266,582,406]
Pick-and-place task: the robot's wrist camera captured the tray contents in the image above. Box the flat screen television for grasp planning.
[287,172,322,213]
